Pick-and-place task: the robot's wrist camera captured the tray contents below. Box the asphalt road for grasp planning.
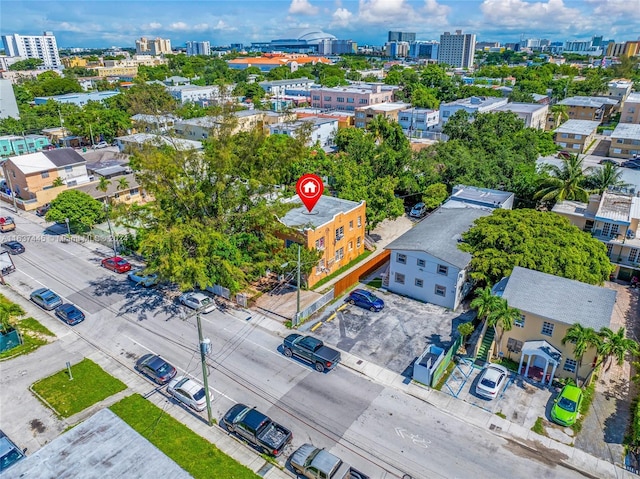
[0,209,591,479]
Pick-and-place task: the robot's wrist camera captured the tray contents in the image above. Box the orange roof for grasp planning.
[228,55,331,66]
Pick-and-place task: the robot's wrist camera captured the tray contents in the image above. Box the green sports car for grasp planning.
[551,384,583,426]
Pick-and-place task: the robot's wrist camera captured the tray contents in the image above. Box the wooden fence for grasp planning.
[333,250,390,297]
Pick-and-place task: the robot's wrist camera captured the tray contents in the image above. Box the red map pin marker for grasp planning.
[296,174,324,213]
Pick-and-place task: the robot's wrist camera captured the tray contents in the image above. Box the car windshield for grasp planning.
[116,259,128,266]
[200,297,211,305]
[193,388,205,401]
[480,378,497,389]
[558,397,577,412]
[155,362,172,375]
[1,448,24,471]
[67,308,82,318]
[42,291,57,301]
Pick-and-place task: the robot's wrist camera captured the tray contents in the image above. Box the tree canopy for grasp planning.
[460,209,613,286]
[46,190,106,232]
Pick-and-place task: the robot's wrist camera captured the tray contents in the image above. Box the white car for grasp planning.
[178,292,216,313]
[167,376,207,411]
[127,268,159,287]
[475,363,509,399]
[92,141,109,149]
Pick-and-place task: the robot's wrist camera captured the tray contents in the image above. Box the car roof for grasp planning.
[560,385,583,401]
[189,292,208,300]
[172,377,202,395]
[484,364,508,380]
[413,202,425,207]
[3,241,20,246]
[59,303,79,312]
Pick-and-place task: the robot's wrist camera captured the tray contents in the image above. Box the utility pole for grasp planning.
[196,311,214,426]
[295,244,301,327]
[89,124,94,147]
[1,161,19,214]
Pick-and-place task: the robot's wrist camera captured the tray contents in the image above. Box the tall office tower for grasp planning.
[136,37,172,55]
[1,31,61,69]
[388,31,416,43]
[437,30,476,68]
[409,41,439,59]
[186,41,211,56]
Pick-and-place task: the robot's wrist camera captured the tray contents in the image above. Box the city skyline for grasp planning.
[1,0,639,49]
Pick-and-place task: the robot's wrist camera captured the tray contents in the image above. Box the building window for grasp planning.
[434,284,446,297]
[515,315,525,328]
[602,222,619,237]
[315,237,325,250]
[395,273,405,284]
[541,321,554,337]
[417,258,425,267]
[335,247,344,261]
[357,216,362,227]
[397,253,407,264]
[347,98,354,103]
[41,171,50,178]
[506,338,523,354]
[65,166,73,172]
[415,278,423,287]
[356,236,361,248]
[348,241,353,251]
[337,97,345,102]
[561,133,568,138]
[335,226,344,241]
[574,134,582,140]
[359,99,368,104]
[324,96,331,101]
[563,358,577,373]
[316,258,325,274]
[349,220,353,230]
[437,264,448,275]
[312,95,320,101]
[629,249,639,263]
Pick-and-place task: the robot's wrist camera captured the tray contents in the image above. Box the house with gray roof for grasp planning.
[557,96,618,122]
[384,207,491,309]
[553,119,600,153]
[609,122,640,159]
[491,266,616,385]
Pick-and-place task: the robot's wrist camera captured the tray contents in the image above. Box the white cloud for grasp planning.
[331,7,354,27]
[212,20,237,32]
[586,0,640,21]
[358,0,413,24]
[143,22,162,30]
[423,0,450,17]
[479,0,586,30]
[289,0,320,15]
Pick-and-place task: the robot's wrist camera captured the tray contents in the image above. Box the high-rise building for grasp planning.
[1,31,61,69]
[136,37,172,55]
[388,31,416,43]
[409,41,439,59]
[386,41,409,58]
[186,41,211,56]
[438,30,476,68]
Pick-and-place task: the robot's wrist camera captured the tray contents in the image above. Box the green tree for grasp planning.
[8,58,43,70]
[535,154,590,204]
[470,286,501,320]
[598,327,640,374]
[421,183,448,210]
[460,209,614,286]
[45,190,106,232]
[487,298,520,357]
[562,323,602,384]
[584,163,629,194]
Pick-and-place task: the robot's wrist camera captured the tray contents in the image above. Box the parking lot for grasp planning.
[306,286,474,377]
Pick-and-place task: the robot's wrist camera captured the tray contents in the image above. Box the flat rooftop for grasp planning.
[442,96,507,108]
[611,122,640,140]
[595,191,633,224]
[444,185,514,209]
[558,96,618,108]
[495,102,547,114]
[625,92,640,104]
[554,119,601,135]
[280,194,363,230]
[6,409,192,479]
[551,199,595,219]
[116,133,203,150]
[359,102,411,112]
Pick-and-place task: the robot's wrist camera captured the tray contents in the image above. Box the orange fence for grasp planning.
[333,250,390,297]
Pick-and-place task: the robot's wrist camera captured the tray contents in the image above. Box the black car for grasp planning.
[1,241,24,254]
[598,158,619,166]
[622,160,640,169]
[55,303,85,326]
[135,354,177,385]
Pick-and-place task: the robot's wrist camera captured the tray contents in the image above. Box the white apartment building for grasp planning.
[186,41,211,56]
[310,84,397,111]
[438,30,476,68]
[136,37,172,55]
[439,96,508,127]
[1,32,61,69]
[493,102,549,130]
[269,118,338,148]
[167,84,234,104]
[398,107,440,136]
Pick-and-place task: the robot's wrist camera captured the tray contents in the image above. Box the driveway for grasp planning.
[305,286,474,376]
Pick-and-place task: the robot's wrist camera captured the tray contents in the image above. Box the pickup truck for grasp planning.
[289,443,370,479]
[222,403,292,457]
[283,334,341,372]
[0,217,16,233]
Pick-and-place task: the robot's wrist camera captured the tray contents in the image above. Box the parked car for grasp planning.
[409,202,427,218]
[30,288,63,310]
[282,334,341,372]
[92,141,109,149]
[135,353,177,385]
[346,289,384,312]
[550,384,583,426]
[598,158,619,166]
[221,403,292,456]
[622,160,640,170]
[290,443,370,479]
[178,292,216,313]
[128,269,158,287]
[0,217,16,233]
[557,150,571,160]
[55,303,85,326]
[167,376,207,411]
[1,241,24,255]
[35,203,51,217]
[101,256,132,273]
[475,363,509,399]
[0,429,26,473]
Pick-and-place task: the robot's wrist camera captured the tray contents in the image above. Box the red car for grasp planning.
[101,256,131,273]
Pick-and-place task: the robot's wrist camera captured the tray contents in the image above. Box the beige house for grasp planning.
[354,102,411,129]
[608,123,640,159]
[491,267,616,385]
[557,96,619,123]
[620,92,640,124]
[493,102,549,130]
[553,119,600,153]
[553,191,640,282]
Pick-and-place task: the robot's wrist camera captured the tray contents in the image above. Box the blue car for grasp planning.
[347,289,385,312]
[55,303,85,326]
[30,288,63,311]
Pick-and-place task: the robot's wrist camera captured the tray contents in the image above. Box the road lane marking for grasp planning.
[310,322,322,332]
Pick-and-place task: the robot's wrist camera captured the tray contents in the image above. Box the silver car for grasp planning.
[178,292,216,313]
[167,376,207,411]
[475,363,509,399]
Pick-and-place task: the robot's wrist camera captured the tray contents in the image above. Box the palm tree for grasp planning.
[585,163,629,195]
[97,176,111,200]
[117,177,130,192]
[550,104,569,126]
[599,327,640,373]
[470,286,500,321]
[561,323,602,384]
[534,154,591,204]
[486,298,521,356]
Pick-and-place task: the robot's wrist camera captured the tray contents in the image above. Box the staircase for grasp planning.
[475,327,495,366]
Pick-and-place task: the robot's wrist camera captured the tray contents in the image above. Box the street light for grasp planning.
[103,201,118,257]
[64,217,71,236]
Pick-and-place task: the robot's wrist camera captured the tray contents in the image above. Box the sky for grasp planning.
[0,0,639,49]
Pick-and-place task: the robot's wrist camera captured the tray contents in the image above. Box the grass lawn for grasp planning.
[111,394,259,479]
[0,317,55,360]
[32,358,127,418]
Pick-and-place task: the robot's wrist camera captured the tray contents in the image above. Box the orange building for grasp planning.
[278,195,366,288]
[227,53,331,72]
